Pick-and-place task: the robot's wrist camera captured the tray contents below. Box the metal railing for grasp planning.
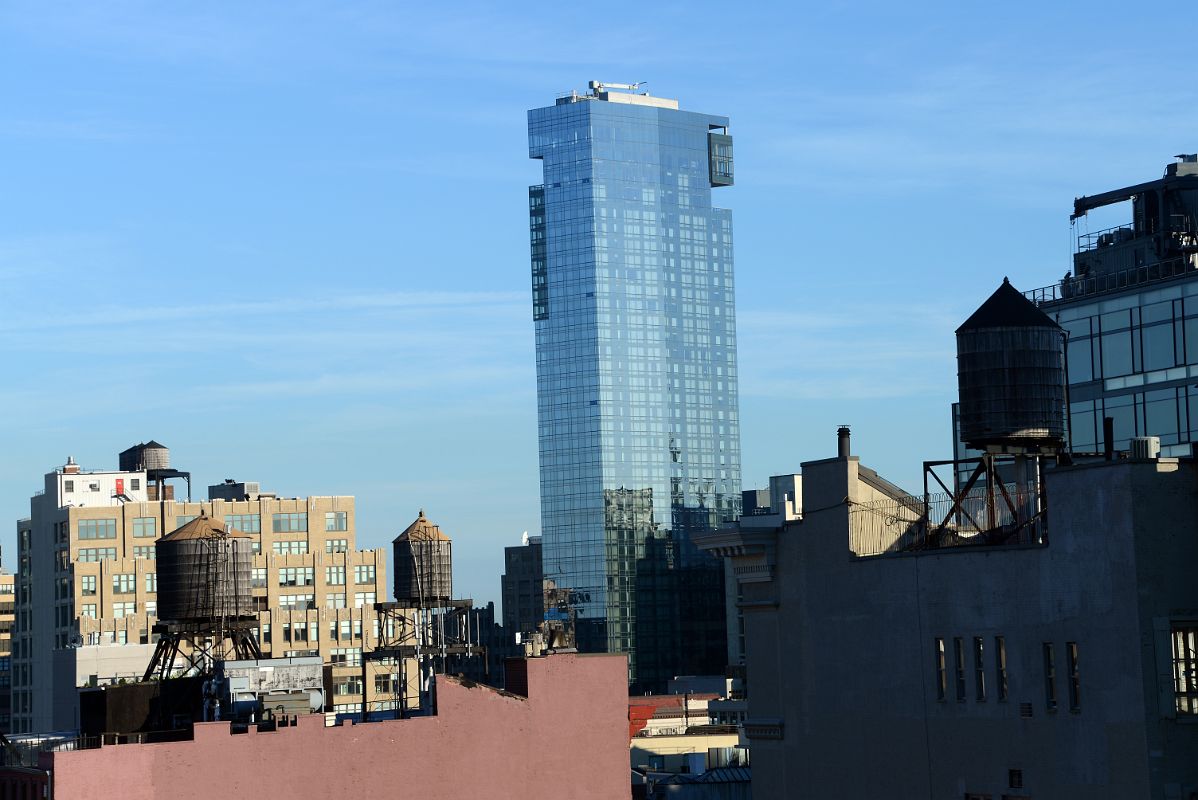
[1077,225,1136,252]
[1025,256,1195,306]
[849,487,1044,558]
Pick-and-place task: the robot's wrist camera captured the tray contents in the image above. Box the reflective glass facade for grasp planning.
[528,91,740,689]
[1050,283,1198,455]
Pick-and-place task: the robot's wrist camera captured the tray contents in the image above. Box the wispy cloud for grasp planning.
[0,117,144,143]
[0,290,525,333]
[737,305,960,400]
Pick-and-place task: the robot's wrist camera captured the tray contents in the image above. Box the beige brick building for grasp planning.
[14,451,409,734]
[0,571,13,734]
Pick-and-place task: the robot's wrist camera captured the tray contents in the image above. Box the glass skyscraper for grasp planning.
[527,82,740,690]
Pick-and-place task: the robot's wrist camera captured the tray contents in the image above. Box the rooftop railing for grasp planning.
[849,487,1044,558]
[1024,256,1195,306]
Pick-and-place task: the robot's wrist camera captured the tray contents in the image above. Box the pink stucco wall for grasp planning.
[47,654,629,800]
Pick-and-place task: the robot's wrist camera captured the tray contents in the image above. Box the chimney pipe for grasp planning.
[1103,416,1114,461]
[837,425,851,459]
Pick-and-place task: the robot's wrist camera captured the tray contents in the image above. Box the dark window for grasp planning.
[973,637,986,702]
[955,638,967,702]
[1067,642,1081,711]
[1043,642,1058,712]
[934,638,946,701]
[995,636,1009,702]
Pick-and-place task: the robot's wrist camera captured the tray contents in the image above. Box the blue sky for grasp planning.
[2,1,1197,604]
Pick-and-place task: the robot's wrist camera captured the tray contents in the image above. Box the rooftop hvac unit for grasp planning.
[1130,436,1161,459]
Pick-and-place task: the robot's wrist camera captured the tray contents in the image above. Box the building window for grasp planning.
[326,566,345,586]
[326,538,349,554]
[278,594,314,610]
[272,541,308,556]
[112,574,136,594]
[973,637,986,702]
[132,517,156,538]
[81,604,96,618]
[64,480,74,493]
[1043,642,1058,711]
[78,548,117,563]
[333,677,362,696]
[134,545,156,559]
[145,600,156,617]
[1175,624,1198,715]
[325,512,347,532]
[78,519,117,540]
[130,479,140,491]
[113,601,136,618]
[251,568,267,588]
[326,593,346,609]
[374,673,399,695]
[934,638,947,701]
[262,623,271,643]
[1169,622,1198,713]
[954,638,967,702]
[175,514,197,529]
[224,513,261,533]
[81,575,96,596]
[88,481,100,492]
[272,513,308,533]
[329,647,362,667]
[278,567,315,587]
[354,592,376,609]
[145,573,157,593]
[995,636,1008,702]
[354,565,375,585]
[1066,642,1081,711]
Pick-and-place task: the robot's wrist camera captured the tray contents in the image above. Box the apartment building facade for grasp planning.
[0,571,12,734]
[13,451,395,733]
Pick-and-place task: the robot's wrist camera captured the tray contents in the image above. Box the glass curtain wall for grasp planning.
[528,95,741,689]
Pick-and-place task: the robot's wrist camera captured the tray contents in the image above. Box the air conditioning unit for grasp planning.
[1130,436,1161,459]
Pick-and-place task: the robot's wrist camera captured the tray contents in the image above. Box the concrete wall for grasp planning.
[739,454,1198,800]
[630,732,741,773]
[43,654,630,800]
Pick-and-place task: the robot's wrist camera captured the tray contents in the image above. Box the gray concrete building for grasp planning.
[699,436,1198,799]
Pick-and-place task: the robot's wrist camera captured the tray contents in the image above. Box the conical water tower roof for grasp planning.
[956,278,1061,333]
[160,511,250,541]
[393,509,451,543]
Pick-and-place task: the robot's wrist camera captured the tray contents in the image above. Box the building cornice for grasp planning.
[694,526,779,584]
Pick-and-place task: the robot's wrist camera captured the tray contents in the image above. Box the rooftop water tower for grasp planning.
[392,509,453,607]
[143,513,261,681]
[956,278,1067,454]
[939,278,1066,545]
